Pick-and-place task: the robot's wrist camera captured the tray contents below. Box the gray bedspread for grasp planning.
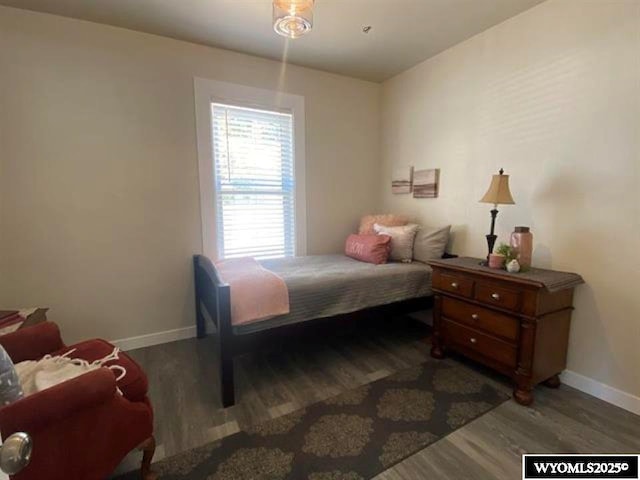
[233,254,433,335]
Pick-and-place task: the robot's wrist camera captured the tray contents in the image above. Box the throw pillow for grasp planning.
[345,234,391,265]
[359,214,409,235]
[373,223,419,262]
[413,225,451,262]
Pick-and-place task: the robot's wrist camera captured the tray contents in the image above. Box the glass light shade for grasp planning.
[273,0,314,39]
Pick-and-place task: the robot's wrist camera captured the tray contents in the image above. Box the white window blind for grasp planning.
[211,103,296,260]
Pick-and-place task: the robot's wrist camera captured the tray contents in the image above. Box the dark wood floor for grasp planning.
[114,316,640,478]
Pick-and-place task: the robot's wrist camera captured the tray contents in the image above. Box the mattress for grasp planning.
[233,254,433,334]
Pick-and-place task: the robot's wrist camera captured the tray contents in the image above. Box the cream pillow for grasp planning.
[413,225,451,263]
[373,223,419,263]
[359,214,409,235]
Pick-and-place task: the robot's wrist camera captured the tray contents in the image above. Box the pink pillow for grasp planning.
[345,234,391,265]
[359,214,409,235]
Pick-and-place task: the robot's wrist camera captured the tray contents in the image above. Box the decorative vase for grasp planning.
[510,226,533,270]
[488,253,505,269]
[506,259,521,273]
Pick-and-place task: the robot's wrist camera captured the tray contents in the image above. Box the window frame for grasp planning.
[194,77,307,260]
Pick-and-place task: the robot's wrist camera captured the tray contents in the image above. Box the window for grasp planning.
[194,78,306,260]
[211,104,295,259]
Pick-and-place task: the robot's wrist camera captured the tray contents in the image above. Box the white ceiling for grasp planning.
[0,0,545,82]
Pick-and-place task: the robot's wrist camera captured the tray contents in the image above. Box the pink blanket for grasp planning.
[214,257,290,326]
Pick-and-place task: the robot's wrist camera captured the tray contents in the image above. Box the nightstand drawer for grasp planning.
[434,271,474,298]
[441,319,517,368]
[475,282,522,311]
[441,297,518,341]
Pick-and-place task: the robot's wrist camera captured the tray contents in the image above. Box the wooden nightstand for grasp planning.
[428,257,583,406]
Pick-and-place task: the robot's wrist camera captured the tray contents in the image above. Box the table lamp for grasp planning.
[479,168,515,264]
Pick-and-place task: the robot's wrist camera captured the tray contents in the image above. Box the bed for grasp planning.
[193,253,446,407]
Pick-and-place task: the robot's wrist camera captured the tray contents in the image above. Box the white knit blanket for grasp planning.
[15,347,126,396]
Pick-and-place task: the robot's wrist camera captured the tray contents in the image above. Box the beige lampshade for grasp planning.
[479,169,515,205]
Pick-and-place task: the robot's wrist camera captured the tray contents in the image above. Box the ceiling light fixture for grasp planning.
[273,0,314,39]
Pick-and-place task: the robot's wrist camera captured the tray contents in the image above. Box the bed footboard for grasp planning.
[193,255,235,407]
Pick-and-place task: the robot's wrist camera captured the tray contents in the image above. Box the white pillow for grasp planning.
[413,225,451,263]
[373,223,419,263]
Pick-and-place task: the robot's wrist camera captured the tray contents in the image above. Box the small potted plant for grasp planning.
[489,243,513,269]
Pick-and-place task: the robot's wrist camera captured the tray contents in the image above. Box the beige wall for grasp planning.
[381,0,640,397]
[0,6,381,343]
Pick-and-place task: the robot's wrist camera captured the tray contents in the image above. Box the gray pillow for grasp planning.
[413,225,451,263]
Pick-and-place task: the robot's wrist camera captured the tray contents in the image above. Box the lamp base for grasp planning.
[485,233,497,263]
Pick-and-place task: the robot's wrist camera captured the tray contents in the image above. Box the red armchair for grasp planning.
[0,322,155,480]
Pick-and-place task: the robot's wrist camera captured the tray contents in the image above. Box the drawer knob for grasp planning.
[471,314,479,320]
[451,282,459,289]
[491,293,501,300]
[470,337,477,344]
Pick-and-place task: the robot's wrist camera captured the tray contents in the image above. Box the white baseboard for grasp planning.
[111,326,197,352]
[561,370,640,416]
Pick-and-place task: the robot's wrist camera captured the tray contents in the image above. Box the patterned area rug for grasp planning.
[119,359,508,480]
